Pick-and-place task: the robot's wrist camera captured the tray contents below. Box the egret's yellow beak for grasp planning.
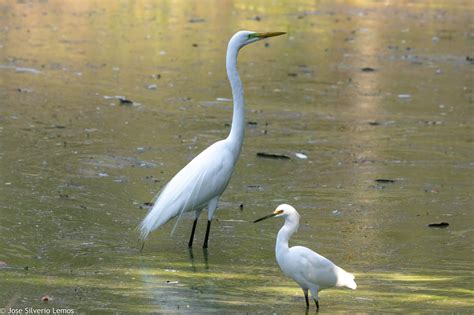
[254,209,284,223]
[255,32,286,39]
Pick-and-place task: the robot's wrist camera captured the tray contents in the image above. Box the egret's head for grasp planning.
[254,204,299,223]
[230,30,286,48]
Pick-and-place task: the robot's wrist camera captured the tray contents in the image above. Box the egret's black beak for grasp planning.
[254,212,278,223]
[254,208,286,223]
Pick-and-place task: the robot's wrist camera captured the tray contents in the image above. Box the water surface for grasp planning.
[0,0,473,313]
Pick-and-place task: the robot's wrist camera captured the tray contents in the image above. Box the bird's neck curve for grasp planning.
[225,40,245,159]
[275,214,300,258]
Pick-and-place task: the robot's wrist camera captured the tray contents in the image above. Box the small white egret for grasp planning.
[254,204,357,310]
[139,31,285,248]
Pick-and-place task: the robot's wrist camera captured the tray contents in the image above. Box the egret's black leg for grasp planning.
[314,299,319,311]
[187,247,197,272]
[139,240,145,253]
[188,218,198,248]
[203,247,209,269]
[303,289,309,308]
[202,220,212,248]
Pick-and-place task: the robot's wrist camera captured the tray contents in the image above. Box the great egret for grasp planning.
[254,204,357,310]
[139,31,285,248]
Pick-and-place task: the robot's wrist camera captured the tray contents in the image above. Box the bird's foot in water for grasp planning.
[313,298,319,311]
[304,289,310,308]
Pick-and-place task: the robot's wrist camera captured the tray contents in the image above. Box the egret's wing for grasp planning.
[139,140,235,239]
[170,164,209,235]
[292,246,338,288]
[308,252,355,289]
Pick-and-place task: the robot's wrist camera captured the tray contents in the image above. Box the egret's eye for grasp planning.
[247,33,258,40]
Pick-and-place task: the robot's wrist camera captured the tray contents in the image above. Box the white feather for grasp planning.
[138,31,285,244]
[139,140,235,239]
[257,204,356,307]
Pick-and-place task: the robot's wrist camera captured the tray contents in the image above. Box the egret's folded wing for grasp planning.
[296,247,339,288]
[139,141,235,239]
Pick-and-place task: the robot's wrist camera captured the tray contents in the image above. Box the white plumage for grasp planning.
[255,204,356,310]
[139,140,235,239]
[139,30,285,248]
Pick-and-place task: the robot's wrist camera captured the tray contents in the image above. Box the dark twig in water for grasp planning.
[375,179,396,183]
[119,98,133,105]
[368,121,381,126]
[256,152,291,160]
[428,222,449,228]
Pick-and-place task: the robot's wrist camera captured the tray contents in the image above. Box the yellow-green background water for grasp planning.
[0,0,472,313]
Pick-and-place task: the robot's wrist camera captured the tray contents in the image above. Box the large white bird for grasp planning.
[254,204,357,310]
[139,31,285,248]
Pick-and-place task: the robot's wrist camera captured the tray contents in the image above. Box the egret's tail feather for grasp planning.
[138,197,173,240]
[138,220,150,240]
[336,268,357,290]
[139,164,209,239]
[346,278,357,290]
[170,167,208,236]
[139,198,178,240]
[345,273,357,290]
[138,214,153,240]
[137,183,169,240]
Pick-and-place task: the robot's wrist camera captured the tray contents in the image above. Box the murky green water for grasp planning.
[1,0,473,313]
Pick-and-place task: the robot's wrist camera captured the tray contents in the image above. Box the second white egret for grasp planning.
[254,204,357,310]
[139,31,285,248]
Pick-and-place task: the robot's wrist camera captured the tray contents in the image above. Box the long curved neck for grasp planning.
[275,215,300,257]
[225,41,245,158]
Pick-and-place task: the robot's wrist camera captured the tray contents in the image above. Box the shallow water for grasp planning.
[0,0,473,313]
